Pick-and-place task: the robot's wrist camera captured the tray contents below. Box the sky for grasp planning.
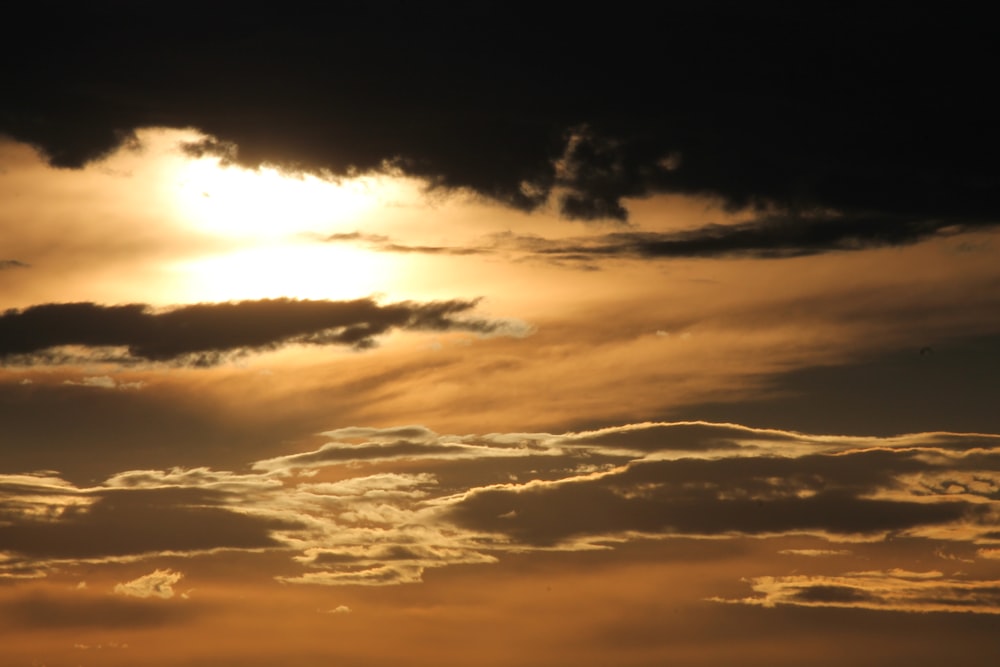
[2,3,1000,665]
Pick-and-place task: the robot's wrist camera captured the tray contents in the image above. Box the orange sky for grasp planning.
[3,127,1000,665]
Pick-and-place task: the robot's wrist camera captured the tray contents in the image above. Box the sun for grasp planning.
[171,242,395,302]
[173,156,382,240]
[152,131,408,302]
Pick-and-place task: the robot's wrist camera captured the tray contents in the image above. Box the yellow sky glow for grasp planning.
[170,242,394,302]
[171,158,383,240]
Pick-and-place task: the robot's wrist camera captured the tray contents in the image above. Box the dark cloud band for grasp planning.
[527,214,968,261]
[323,213,976,266]
[0,297,511,366]
[1,4,996,229]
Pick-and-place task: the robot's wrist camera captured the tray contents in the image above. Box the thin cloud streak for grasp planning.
[318,232,489,257]
[319,211,982,267]
[717,570,1000,614]
[0,259,29,270]
[523,214,973,261]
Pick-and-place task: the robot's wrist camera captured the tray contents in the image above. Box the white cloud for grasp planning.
[778,549,852,557]
[63,375,146,390]
[280,565,424,587]
[318,605,352,614]
[113,569,183,599]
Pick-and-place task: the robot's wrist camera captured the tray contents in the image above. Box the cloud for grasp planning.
[0,484,294,565]
[252,427,561,474]
[73,641,128,650]
[718,570,1000,614]
[280,565,426,587]
[1,5,995,234]
[321,213,978,268]
[63,375,146,390]
[114,569,184,599]
[318,605,352,614]
[3,421,999,604]
[510,213,970,261]
[0,297,520,366]
[319,232,488,256]
[0,259,28,270]
[447,468,975,548]
[439,426,1000,550]
[64,375,117,389]
[778,549,852,557]
[102,466,283,493]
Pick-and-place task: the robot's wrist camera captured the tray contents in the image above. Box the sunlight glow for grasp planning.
[149,129,420,302]
[173,158,383,239]
[172,243,395,302]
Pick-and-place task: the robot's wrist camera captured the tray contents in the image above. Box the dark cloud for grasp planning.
[450,482,973,547]
[790,585,878,604]
[0,487,293,562]
[0,297,514,366]
[446,448,983,547]
[323,212,975,266]
[522,213,969,261]
[0,259,28,270]
[1,3,996,234]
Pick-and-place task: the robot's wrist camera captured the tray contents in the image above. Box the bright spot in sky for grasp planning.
[147,128,419,303]
[173,157,383,239]
[171,243,394,302]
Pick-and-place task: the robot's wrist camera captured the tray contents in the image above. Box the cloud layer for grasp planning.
[2,4,996,234]
[3,421,999,610]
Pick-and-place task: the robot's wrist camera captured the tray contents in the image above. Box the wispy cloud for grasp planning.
[114,569,184,599]
[717,570,1000,614]
[318,232,488,256]
[63,375,146,390]
[778,549,853,557]
[319,212,980,269]
[2,422,999,606]
[512,213,970,261]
